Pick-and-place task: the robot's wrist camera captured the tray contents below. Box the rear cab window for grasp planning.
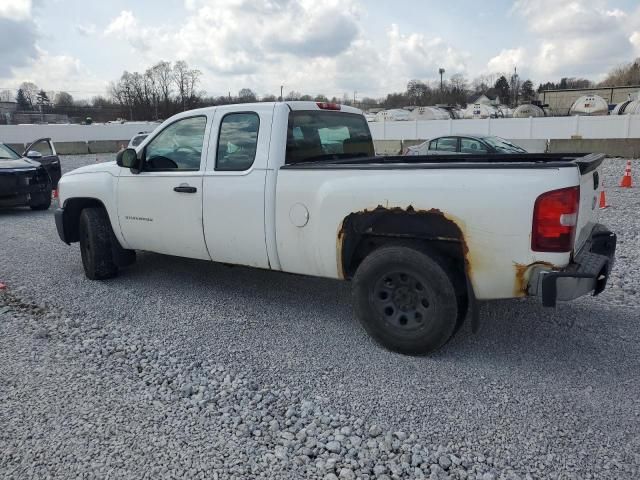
[285,111,374,164]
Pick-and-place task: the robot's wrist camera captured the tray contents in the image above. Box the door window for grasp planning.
[27,139,54,156]
[216,113,260,171]
[435,137,458,152]
[460,138,488,154]
[144,116,207,171]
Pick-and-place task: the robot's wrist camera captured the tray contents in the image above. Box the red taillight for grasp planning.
[316,102,341,111]
[532,186,580,252]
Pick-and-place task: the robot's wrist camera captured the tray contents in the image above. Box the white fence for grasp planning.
[0,122,160,143]
[2,116,640,144]
[368,115,640,140]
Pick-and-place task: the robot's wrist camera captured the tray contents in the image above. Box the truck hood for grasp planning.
[65,160,119,176]
[0,158,41,170]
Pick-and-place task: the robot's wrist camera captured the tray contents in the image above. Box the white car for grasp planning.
[55,102,617,355]
[127,132,149,149]
[405,135,528,156]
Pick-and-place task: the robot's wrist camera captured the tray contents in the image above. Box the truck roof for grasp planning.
[167,101,364,119]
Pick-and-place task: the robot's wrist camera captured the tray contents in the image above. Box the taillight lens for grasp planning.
[316,102,341,111]
[532,186,580,252]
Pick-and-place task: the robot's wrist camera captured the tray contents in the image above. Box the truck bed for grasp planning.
[282,153,606,174]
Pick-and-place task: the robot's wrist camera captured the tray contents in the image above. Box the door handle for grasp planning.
[174,185,197,193]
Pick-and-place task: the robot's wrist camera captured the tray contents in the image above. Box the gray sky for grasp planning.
[1,0,640,99]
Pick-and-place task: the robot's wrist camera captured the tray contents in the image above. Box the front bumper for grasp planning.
[0,169,51,207]
[55,207,69,244]
[529,224,617,307]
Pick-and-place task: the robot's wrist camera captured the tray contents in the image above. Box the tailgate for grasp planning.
[574,154,606,252]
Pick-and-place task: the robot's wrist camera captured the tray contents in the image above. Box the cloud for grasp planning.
[386,24,468,80]
[504,0,636,80]
[99,1,470,96]
[632,32,640,51]
[75,23,96,36]
[5,46,107,95]
[487,48,525,74]
[104,10,160,52]
[0,0,32,21]
[0,1,38,77]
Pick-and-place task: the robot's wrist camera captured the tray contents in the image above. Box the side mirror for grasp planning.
[116,148,142,173]
[26,150,43,159]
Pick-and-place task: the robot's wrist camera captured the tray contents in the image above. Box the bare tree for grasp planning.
[285,91,301,101]
[19,81,39,107]
[151,61,174,117]
[173,60,188,111]
[599,59,640,87]
[53,92,73,107]
[238,88,257,102]
[144,67,160,120]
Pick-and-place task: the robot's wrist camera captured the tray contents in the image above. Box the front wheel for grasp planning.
[79,207,118,280]
[352,246,459,355]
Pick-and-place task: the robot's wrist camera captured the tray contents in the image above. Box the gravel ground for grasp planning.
[0,155,639,479]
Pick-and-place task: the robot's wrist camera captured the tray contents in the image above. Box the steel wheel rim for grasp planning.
[372,271,431,332]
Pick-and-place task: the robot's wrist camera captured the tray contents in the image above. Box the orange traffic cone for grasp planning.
[620,160,633,188]
[599,190,608,209]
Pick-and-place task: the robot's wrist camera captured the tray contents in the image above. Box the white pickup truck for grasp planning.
[55,101,617,355]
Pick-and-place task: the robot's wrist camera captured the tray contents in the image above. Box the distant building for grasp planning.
[469,90,501,107]
[0,101,17,124]
[539,85,640,116]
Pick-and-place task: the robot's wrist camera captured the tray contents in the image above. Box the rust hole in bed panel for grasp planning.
[337,205,471,282]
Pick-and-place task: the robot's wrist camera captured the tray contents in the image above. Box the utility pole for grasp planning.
[353,91,357,106]
[280,85,284,102]
[439,68,446,91]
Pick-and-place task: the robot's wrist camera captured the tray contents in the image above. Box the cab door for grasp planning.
[116,115,211,260]
[24,138,61,187]
[201,105,274,269]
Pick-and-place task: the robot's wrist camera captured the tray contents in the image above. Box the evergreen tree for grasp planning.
[36,90,51,107]
[521,80,536,102]
[494,76,511,104]
[16,89,30,109]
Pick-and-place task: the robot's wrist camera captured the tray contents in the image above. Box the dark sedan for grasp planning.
[0,139,61,210]
[405,135,528,156]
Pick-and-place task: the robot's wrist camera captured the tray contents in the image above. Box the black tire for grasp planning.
[29,192,52,211]
[79,207,118,280]
[352,246,459,355]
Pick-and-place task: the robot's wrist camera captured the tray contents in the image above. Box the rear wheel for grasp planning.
[352,246,459,355]
[79,207,118,280]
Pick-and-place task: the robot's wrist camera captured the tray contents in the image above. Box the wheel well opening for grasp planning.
[62,198,106,243]
[339,206,468,283]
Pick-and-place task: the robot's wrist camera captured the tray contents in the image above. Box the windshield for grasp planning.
[484,136,527,153]
[0,143,21,160]
[286,111,374,164]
